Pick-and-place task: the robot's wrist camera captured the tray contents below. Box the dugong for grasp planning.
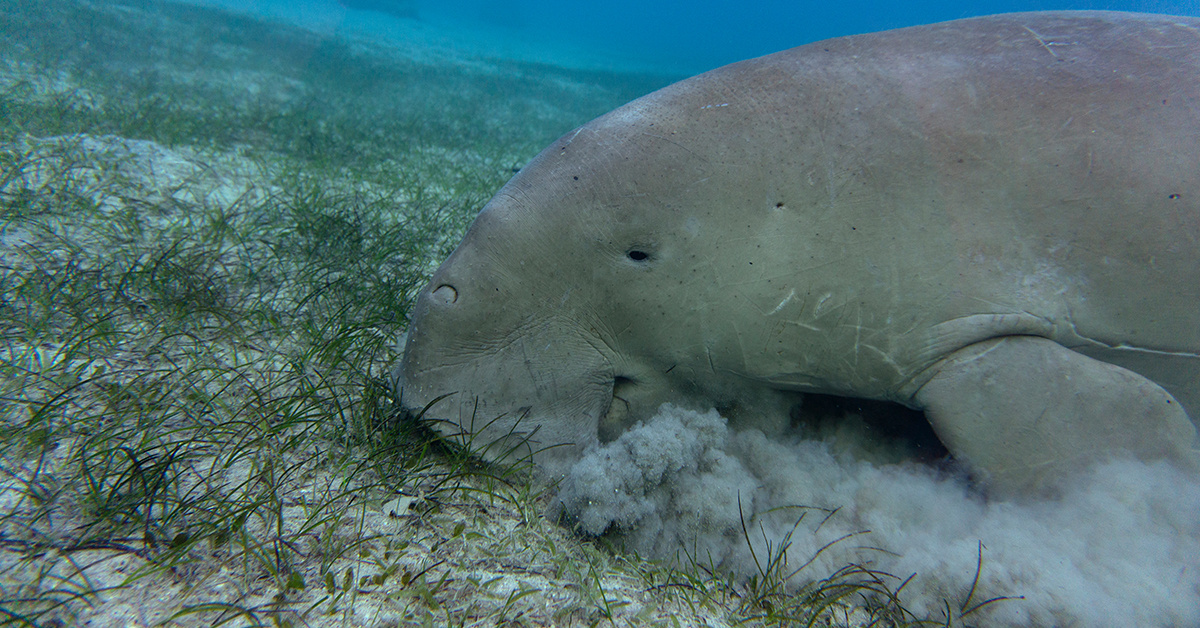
[395,11,1200,496]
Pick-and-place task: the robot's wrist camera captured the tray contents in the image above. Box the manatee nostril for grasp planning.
[431,284,458,305]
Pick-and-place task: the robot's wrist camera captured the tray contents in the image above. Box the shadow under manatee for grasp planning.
[793,393,951,466]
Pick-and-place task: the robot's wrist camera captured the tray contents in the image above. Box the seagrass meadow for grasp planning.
[0,1,952,626]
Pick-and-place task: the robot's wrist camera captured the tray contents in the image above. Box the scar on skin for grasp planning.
[768,289,796,315]
[1021,25,1072,58]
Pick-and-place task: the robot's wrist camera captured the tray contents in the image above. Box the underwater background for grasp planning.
[188,0,1200,72]
[2,0,1199,626]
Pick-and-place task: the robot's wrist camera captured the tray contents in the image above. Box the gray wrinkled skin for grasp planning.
[395,11,1200,495]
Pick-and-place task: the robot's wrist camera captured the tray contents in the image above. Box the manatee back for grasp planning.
[808,11,1200,410]
[662,11,1200,405]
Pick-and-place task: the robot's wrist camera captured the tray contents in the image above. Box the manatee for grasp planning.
[394,11,1200,496]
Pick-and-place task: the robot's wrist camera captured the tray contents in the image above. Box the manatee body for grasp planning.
[395,11,1200,495]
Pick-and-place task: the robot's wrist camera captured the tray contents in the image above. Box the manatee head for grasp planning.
[393,88,803,474]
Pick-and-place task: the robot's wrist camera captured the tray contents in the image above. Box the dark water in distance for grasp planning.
[188,0,1200,72]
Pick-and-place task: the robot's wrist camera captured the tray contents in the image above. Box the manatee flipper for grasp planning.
[914,336,1200,497]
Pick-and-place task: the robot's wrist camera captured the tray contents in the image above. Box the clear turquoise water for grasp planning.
[187,0,1200,72]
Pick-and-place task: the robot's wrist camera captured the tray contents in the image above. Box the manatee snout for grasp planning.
[395,277,618,472]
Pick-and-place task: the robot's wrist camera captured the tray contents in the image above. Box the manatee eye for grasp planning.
[627,249,651,262]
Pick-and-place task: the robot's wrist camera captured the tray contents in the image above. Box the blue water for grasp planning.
[186,0,1199,72]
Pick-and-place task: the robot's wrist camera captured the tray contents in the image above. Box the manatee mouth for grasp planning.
[395,391,546,461]
[390,362,463,433]
[598,376,638,443]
